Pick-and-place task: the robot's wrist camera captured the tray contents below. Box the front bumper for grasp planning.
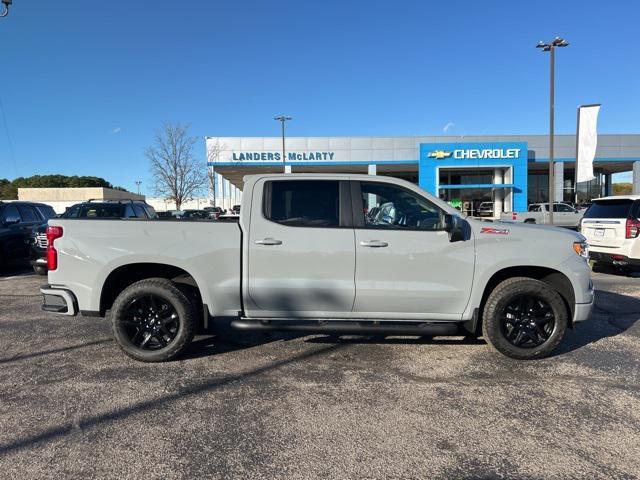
[573,299,594,323]
[40,284,78,316]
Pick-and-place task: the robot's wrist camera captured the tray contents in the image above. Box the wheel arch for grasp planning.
[478,266,575,331]
[99,263,205,319]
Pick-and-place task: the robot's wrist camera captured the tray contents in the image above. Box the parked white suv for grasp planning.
[581,195,640,268]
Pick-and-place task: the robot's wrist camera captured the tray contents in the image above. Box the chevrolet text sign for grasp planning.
[427,147,522,160]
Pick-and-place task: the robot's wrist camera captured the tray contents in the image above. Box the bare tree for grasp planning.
[146,123,206,210]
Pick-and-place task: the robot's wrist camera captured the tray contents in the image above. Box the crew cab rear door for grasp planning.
[351,180,475,319]
[582,199,637,248]
[244,177,356,318]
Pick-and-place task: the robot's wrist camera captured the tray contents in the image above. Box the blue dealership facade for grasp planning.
[206,134,640,215]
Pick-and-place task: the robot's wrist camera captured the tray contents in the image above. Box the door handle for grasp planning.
[254,237,283,246]
[360,240,388,248]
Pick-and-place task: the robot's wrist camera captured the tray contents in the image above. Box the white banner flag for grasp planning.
[576,104,600,183]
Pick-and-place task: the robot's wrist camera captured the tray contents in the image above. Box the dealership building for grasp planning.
[206,134,640,216]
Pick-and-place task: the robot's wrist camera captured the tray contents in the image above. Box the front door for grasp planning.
[245,178,356,318]
[352,180,475,320]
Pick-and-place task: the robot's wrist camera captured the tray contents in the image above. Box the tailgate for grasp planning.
[581,219,626,248]
[581,199,637,248]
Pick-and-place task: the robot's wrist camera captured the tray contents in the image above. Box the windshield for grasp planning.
[584,199,636,219]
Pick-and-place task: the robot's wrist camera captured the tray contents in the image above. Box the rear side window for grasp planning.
[79,204,127,218]
[144,205,157,219]
[37,205,57,219]
[264,180,340,227]
[133,204,147,218]
[17,205,41,222]
[584,200,635,219]
[2,204,21,222]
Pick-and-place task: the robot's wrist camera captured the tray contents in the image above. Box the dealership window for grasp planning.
[360,182,443,231]
[264,180,340,227]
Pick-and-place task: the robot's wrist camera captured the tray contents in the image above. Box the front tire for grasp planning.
[110,278,196,362]
[482,277,568,360]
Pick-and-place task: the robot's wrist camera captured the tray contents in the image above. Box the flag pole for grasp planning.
[574,103,602,205]
[574,106,581,204]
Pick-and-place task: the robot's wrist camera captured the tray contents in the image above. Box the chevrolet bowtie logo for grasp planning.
[427,150,452,159]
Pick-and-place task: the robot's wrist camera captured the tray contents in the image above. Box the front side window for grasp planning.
[264,180,340,227]
[360,182,443,231]
[553,203,574,213]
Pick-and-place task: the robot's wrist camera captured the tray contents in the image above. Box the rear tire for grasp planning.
[482,277,568,360]
[110,278,196,362]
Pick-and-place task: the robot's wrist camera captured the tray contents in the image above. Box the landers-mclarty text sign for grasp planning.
[231,151,336,162]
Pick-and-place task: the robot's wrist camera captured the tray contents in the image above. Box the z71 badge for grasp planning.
[480,227,510,235]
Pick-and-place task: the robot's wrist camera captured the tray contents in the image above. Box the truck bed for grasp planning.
[47,219,243,317]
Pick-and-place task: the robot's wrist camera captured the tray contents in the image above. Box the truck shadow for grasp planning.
[554,289,640,356]
[184,287,640,360]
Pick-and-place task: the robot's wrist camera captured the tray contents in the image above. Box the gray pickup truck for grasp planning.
[501,202,584,228]
[41,174,593,362]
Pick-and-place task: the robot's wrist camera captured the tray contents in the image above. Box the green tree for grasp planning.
[0,178,18,199]
[613,183,632,196]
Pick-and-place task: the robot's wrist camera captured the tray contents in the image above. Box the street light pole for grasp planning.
[274,115,292,173]
[537,37,569,225]
[1,0,12,18]
[135,180,142,195]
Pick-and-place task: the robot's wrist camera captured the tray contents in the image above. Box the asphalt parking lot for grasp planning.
[0,266,639,479]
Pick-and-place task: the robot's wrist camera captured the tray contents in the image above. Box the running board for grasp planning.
[230,319,461,336]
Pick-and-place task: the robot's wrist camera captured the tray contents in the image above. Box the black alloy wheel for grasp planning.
[111,278,196,362]
[121,294,180,350]
[482,277,568,360]
[499,295,555,348]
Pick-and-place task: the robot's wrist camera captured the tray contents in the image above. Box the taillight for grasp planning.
[46,226,63,271]
[626,217,640,239]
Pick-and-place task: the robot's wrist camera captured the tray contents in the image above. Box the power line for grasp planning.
[0,97,18,177]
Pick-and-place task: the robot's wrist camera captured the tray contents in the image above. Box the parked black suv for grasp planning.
[61,200,157,219]
[0,201,57,270]
[30,200,158,275]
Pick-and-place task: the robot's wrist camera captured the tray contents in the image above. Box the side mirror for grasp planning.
[444,213,467,242]
[3,215,20,226]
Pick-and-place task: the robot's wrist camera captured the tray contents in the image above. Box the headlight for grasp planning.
[573,241,589,261]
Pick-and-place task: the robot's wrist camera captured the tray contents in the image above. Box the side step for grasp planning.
[230,319,461,336]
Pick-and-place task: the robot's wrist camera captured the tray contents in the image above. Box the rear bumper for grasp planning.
[589,250,640,266]
[40,284,78,316]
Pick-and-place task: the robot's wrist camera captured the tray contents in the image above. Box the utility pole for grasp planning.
[274,116,292,173]
[537,37,569,225]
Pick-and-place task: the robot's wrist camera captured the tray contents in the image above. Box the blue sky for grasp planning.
[1,0,638,192]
